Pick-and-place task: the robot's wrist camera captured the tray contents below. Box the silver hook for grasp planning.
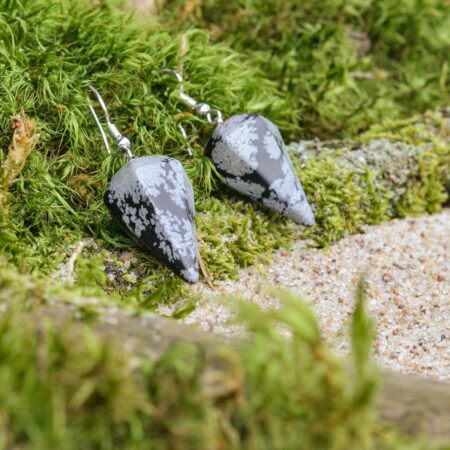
[160,68,223,124]
[160,68,184,83]
[177,123,193,157]
[87,86,134,160]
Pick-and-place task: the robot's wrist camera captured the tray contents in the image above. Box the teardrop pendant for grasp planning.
[206,114,315,226]
[87,86,199,283]
[104,156,199,283]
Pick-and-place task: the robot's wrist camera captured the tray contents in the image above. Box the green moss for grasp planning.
[0,0,294,304]
[361,112,450,216]
[197,194,295,277]
[0,0,449,310]
[0,267,435,449]
[288,110,450,246]
[160,0,450,139]
[396,149,448,215]
[297,155,392,246]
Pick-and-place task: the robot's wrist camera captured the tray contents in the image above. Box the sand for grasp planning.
[160,210,450,380]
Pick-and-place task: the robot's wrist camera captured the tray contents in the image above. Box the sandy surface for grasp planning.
[161,210,450,380]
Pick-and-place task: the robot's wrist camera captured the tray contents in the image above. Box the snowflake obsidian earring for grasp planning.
[87,86,199,283]
[161,69,315,227]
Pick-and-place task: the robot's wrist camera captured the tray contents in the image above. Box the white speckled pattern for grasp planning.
[206,114,315,226]
[105,156,199,283]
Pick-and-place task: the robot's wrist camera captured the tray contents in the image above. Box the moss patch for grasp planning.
[0,0,449,310]
[0,267,437,449]
[159,0,450,139]
[290,110,450,246]
[0,0,294,304]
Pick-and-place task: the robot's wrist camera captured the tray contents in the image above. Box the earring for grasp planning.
[87,86,199,283]
[161,69,315,227]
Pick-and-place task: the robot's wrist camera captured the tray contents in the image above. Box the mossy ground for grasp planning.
[160,0,450,139]
[298,110,450,246]
[0,268,438,450]
[0,1,449,447]
[0,0,449,309]
[0,0,295,306]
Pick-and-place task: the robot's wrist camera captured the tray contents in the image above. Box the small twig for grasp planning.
[349,70,389,80]
[198,251,214,290]
[349,71,375,80]
[50,240,90,284]
[178,32,189,77]
[125,0,159,14]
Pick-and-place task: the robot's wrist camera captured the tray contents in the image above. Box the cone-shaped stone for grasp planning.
[205,114,315,226]
[104,156,199,283]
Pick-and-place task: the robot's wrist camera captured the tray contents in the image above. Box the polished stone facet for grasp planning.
[205,114,315,226]
[104,156,199,283]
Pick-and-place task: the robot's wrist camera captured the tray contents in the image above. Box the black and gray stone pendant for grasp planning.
[87,85,199,283]
[205,113,315,226]
[104,156,199,284]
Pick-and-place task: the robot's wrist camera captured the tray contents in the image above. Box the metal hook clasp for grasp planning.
[160,68,223,124]
[87,86,134,160]
[177,123,193,156]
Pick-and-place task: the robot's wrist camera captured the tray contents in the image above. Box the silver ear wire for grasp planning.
[87,96,111,154]
[160,68,223,124]
[177,123,193,157]
[160,68,184,83]
[87,86,134,160]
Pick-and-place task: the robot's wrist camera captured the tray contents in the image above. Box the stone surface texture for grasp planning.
[105,156,199,283]
[206,114,315,226]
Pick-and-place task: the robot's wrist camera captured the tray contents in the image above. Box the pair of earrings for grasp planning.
[87,75,314,284]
